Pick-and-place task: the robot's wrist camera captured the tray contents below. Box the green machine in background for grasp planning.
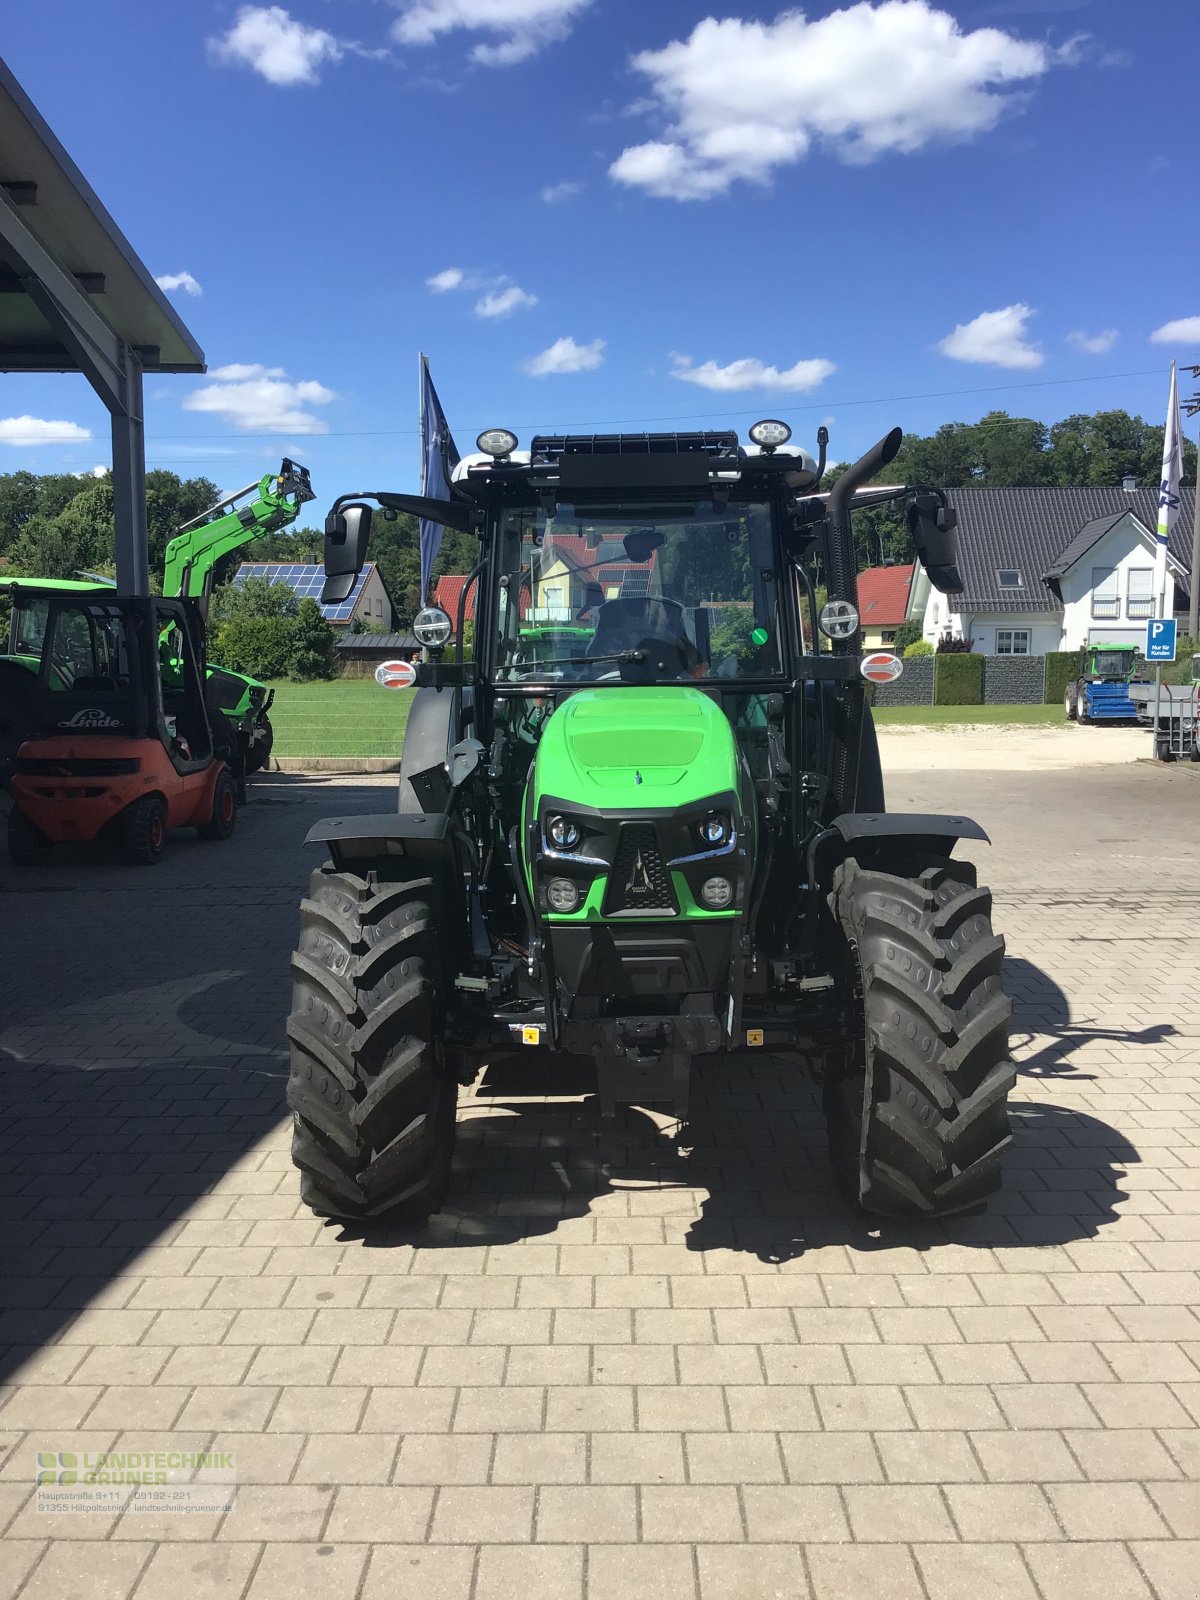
[1,460,314,786]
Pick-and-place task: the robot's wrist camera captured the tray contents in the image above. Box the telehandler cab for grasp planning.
[288,420,1015,1223]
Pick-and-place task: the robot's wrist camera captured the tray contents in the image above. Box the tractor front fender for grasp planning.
[305,811,456,871]
[808,811,989,886]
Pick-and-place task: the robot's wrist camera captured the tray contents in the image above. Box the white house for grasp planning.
[908,487,1194,654]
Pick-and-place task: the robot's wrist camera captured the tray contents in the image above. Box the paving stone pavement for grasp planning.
[1,761,1198,1600]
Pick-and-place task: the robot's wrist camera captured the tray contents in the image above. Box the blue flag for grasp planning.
[419,355,460,607]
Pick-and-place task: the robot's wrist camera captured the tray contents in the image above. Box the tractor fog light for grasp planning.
[818,599,859,640]
[547,814,581,850]
[476,427,519,458]
[700,812,730,846]
[700,875,734,909]
[546,877,581,913]
[749,418,792,448]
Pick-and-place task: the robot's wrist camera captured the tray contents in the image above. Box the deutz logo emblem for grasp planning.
[627,849,652,896]
[58,707,122,730]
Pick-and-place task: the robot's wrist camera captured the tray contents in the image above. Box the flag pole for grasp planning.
[418,352,428,606]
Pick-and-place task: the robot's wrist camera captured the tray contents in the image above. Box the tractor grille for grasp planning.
[16,757,139,777]
[603,824,676,917]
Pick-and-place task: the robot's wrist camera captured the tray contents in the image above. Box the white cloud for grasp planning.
[670,353,836,393]
[426,266,466,292]
[1150,316,1200,345]
[183,363,335,433]
[1066,328,1118,356]
[0,416,92,447]
[610,2,1065,199]
[209,5,342,86]
[391,0,592,66]
[938,304,1043,369]
[542,180,583,203]
[155,270,203,297]
[475,285,538,318]
[522,336,605,376]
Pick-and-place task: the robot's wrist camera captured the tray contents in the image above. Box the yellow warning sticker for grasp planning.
[521,1025,541,1046]
[746,1028,764,1047]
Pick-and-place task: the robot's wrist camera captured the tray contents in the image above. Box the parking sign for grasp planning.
[1145,619,1177,662]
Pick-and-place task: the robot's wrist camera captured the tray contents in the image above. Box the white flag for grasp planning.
[1154,361,1182,618]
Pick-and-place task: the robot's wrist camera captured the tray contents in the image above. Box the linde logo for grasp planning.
[57,708,122,730]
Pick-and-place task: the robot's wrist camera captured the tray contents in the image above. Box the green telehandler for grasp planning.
[285,418,1016,1226]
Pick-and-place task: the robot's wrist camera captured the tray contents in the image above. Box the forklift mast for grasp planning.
[162,458,314,602]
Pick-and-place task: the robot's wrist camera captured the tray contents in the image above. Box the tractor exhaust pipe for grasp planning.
[826,427,903,616]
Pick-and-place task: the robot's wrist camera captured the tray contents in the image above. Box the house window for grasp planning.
[997,569,1022,589]
[996,630,1031,655]
[1091,566,1119,620]
[1127,566,1154,621]
[882,630,896,644]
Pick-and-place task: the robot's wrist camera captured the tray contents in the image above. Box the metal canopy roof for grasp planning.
[0,54,205,373]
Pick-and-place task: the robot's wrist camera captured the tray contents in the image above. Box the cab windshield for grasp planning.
[493,501,782,683]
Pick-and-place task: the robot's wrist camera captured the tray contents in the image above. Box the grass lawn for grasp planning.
[874,703,1063,727]
[265,678,413,757]
[264,678,1068,755]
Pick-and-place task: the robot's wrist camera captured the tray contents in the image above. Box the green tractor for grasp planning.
[287,421,1015,1223]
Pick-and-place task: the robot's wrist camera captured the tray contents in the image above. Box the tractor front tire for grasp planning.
[826,857,1016,1219]
[247,718,274,775]
[1064,685,1077,721]
[7,807,52,866]
[122,795,167,865]
[198,767,237,841]
[286,865,457,1222]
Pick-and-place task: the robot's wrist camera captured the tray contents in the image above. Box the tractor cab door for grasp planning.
[152,600,215,776]
[36,597,142,737]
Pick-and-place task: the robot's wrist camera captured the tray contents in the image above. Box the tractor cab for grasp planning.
[5,590,237,865]
[1084,643,1140,681]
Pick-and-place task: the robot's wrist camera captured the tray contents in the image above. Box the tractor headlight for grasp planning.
[699,812,730,846]
[546,877,581,913]
[547,814,581,850]
[818,599,859,640]
[476,428,519,458]
[413,605,453,647]
[749,419,791,449]
[700,876,734,909]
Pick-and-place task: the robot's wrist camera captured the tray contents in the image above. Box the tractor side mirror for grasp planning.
[907,495,963,594]
[322,503,372,604]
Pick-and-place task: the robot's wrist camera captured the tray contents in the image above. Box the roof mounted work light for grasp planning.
[748,419,791,450]
[476,428,518,458]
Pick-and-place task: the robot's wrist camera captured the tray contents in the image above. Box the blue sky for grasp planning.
[3,0,1198,508]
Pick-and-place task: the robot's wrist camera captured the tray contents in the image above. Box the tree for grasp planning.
[288,598,337,680]
[891,619,923,653]
[212,615,295,680]
[7,479,116,577]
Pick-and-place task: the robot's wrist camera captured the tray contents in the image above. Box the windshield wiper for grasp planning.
[519,649,647,669]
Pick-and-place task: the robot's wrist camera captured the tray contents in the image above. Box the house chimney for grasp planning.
[1122,472,1137,493]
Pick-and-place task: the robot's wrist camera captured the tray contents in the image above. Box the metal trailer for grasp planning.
[1128,683,1200,762]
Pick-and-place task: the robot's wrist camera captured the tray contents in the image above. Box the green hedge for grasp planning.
[934,651,983,705]
[1043,651,1078,705]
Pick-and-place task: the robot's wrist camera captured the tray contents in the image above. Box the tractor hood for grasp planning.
[533,686,739,810]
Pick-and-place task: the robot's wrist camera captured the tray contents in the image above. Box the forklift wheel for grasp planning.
[122,794,167,865]
[198,768,237,841]
[7,807,52,867]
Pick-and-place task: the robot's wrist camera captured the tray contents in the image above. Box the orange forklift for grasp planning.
[4,588,237,866]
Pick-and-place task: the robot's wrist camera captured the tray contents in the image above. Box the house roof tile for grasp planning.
[856,563,914,626]
[943,487,1194,614]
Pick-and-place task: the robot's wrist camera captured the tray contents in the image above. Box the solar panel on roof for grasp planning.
[234,562,372,622]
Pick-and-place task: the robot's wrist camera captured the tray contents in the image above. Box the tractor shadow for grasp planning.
[333,1043,1146,1265]
[1005,955,1178,1079]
